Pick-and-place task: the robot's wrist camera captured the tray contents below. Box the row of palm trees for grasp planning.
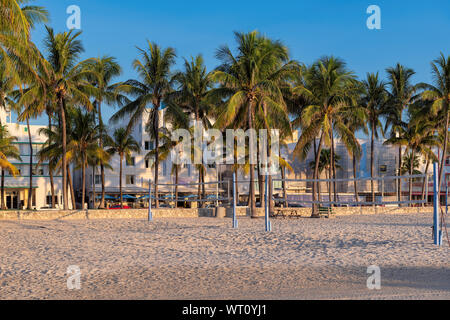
[1,1,449,217]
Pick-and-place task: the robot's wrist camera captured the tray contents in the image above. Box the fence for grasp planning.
[146,165,445,246]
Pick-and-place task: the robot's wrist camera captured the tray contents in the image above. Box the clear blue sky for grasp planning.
[25,0,450,129]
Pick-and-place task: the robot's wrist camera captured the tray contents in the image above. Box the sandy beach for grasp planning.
[0,213,449,300]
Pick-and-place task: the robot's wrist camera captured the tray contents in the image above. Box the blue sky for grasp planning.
[24,0,450,127]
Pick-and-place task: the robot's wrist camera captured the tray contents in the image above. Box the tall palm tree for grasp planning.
[309,149,341,203]
[111,41,176,208]
[37,26,94,210]
[106,128,140,209]
[385,112,439,204]
[67,108,101,209]
[0,124,20,210]
[212,31,297,218]
[171,55,216,207]
[342,99,367,204]
[385,63,418,204]
[361,72,387,204]
[82,56,124,209]
[294,56,359,216]
[419,53,450,195]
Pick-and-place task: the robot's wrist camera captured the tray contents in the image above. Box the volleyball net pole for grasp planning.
[433,163,441,246]
[265,175,272,232]
[232,173,238,229]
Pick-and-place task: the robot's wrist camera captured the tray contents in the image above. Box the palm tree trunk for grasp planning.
[398,145,402,205]
[258,170,264,209]
[175,165,179,208]
[67,165,76,210]
[47,114,56,209]
[312,138,317,209]
[154,108,160,209]
[353,155,359,204]
[331,123,337,204]
[81,153,86,210]
[312,132,324,217]
[371,124,375,207]
[409,151,415,205]
[26,118,33,210]
[198,166,202,208]
[326,170,330,204]
[59,97,68,210]
[248,100,256,218]
[1,169,5,210]
[97,100,106,209]
[421,159,430,207]
[120,154,123,209]
[438,107,449,197]
[92,166,96,210]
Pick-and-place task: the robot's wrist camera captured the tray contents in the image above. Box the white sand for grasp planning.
[0,213,449,300]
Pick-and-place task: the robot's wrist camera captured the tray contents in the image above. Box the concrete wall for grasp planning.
[0,206,432,221]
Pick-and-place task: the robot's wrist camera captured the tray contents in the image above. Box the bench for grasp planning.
[318,206,335,218]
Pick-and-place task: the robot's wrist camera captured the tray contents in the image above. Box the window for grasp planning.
[145,141,155,151]
[379,165,387,173]
[126,175,136,185]
[162,162,167,176]
[32,168,44,176]
[46,195,59,205]
[95,175,101,185]
[32,145,41,155]
[126,157,135,167]
[145,160,150,169]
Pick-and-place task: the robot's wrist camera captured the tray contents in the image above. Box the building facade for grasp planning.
[0,109,72,210]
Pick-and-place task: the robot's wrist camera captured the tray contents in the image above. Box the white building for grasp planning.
[79,108,226,209]
[0,109,72,210]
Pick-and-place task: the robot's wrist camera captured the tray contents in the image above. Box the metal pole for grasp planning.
[232,173,238,229]
[148,179,153,222]
[265,175,272,232]
[433,163,440,245]
[216,166,219,207]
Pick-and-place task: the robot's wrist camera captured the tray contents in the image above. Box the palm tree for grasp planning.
[419,53,450,195]
[309,149,341,203]
[385,63,418,204]
[361,72,387,205]
[342,100,367,204]
[385,112,439,204]
[294,56,359,216]
[106,128,140,209]
[0,125,20,210]
[37,26,95,210]
[111,41,176,208]
[171,55,216,207]
[82,56,124,209]
[0,61,16,125]
[212,31,297,218]
[67,108,101,209]
[0,0,48,40]
[0,1,49,82]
